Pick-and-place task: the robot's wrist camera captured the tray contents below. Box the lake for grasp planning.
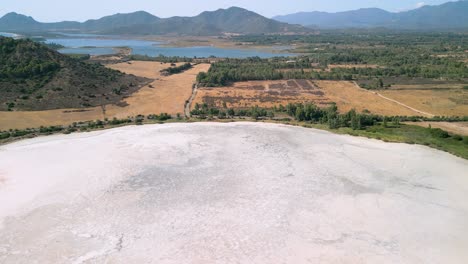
[45,34,293,58]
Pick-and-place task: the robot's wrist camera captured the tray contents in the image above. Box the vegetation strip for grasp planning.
[160,63,193,76]
[2,103,467,159]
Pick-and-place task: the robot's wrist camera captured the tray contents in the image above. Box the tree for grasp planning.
[378,78,384,88]
[295,107,305,121]
[328,118,339,129]
[351,115,361,130]
[382,116,388,128]
[267,111,275,119]
[392,117,400,127]
[326,103,338,122]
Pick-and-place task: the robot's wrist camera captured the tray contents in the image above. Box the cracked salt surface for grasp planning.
[0,122,467,263]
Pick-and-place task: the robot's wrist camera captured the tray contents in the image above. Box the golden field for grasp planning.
[193,80,423,116]
[380,88,468,117]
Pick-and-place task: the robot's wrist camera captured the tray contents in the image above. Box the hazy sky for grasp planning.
[0,0,454,22]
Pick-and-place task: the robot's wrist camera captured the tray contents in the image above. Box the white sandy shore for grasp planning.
[0,122,467,263]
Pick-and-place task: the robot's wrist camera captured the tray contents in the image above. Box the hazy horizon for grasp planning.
[0,0,454,22]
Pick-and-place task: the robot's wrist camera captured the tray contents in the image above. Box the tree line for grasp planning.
[160,63,193,75]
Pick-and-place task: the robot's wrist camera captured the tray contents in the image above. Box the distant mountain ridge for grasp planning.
[273,1,468,29]
[0,7,307,35]
[82,11,160,31]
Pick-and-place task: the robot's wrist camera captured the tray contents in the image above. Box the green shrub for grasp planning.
[0,132,11,140]
[429,128,450,138]
[463,136,468,144]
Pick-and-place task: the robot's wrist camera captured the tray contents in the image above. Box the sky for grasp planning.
[0,0,454,22]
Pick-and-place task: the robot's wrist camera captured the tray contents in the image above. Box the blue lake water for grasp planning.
[45,35,293,58]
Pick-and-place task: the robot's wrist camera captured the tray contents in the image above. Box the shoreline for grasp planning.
[47,34,296,57]
[1,118,467,160]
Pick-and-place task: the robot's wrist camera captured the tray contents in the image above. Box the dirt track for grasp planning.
[185,83,198,117]
[351,82,435,117]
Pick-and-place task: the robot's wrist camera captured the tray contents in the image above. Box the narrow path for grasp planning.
[185,83,198,118]
[375,93,435,117]
[352,82,435,117]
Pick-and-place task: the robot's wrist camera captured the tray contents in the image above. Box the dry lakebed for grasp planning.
[0,122,467,263]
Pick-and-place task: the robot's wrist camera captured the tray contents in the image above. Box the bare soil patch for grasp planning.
[193,80,331,109]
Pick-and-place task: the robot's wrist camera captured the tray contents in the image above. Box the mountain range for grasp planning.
[273,0,468,29]
[0,7,307,35]
[1,1,467,35]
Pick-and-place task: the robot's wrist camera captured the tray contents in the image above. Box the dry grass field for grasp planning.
[193,80,420,116]
[0,61,210,130]
[107,61,181,78]
[193,80,332,109]
[380,88,468,116]
[317,81,422,116]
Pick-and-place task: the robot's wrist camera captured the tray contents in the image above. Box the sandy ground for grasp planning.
[0,123,467,263]
[0,62,210,130]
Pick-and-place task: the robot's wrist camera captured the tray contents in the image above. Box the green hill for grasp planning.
[0,37,147,111]
[82,11,160,31]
